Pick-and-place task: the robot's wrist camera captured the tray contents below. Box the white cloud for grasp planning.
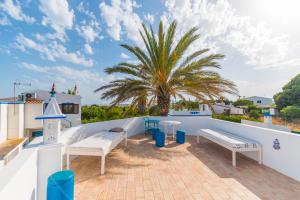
[161,0,290,69]
[77,2,96,20]
[120,52,130,59]
[75,2,101,55]
[21,62,102,82]
[84,43,93,55]
[0,15,10,25]
[144,13,154,24]
[21,62,49,73]
[99,0,143,44]
[0,0,35,23]
[76,24,99,43]
[39,0,74,40]
[16,34,93,67]
[21,62,115,104]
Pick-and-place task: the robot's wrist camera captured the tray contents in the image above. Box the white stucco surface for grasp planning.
[0,148,38,200]
[0,104,8,143]
[25,103,43,129]
[7,104,24,139]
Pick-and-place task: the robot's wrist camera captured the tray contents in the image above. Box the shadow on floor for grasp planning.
[186,136,300,199]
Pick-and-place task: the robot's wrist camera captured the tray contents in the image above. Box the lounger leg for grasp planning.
[258,149,262,164]
[67,152,70,169]
[232,151,236,167]
[197,135,199,143]
[125,132,128,147]
[100,156,106,175]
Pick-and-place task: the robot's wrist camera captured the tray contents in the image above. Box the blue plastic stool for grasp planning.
[155,131,165,147]
[149,128,160,140]
[47,170,74,200]
[176,130,186,144]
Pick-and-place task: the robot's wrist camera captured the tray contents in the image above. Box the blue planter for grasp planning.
[176,130,186,144]
[47,170,74,200]
[155,131,165,147]
[149,128,160,140]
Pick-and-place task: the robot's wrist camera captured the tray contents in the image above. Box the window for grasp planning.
[257,100,262,104]
[60,103,79,114]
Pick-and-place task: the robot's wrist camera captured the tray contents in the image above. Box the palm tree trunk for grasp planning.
[137,97,146,114]
[157,95,170,116]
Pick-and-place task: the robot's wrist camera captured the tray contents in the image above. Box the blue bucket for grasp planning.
[176,130,186,144]
[149,128,160,140]
[47,170,74,200]
[155,131,165,147]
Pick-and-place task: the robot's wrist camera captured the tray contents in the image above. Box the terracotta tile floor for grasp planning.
[70,135,300,200]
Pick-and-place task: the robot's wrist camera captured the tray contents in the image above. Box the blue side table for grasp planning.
[155,131,165,147]
[47,170,74,200]
[176,130,186,144]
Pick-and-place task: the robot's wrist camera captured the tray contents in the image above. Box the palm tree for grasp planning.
[95,20,237,116]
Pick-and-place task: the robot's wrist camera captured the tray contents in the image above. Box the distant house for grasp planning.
[0,89,81,143]
[211,103,245,115]
[244,96,273,108]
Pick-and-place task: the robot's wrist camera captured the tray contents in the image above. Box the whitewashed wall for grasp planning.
[0,104,8,143]
[241,119,290,132]
[60,117,144,145]
[7,104,24,139]
[37,144,63,200]
[0,148,38,200]
[25,103,43,129]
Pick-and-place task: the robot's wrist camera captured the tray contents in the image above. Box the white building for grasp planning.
[244,96,273,108]
[211,103,245,115]
[0,89,81,142]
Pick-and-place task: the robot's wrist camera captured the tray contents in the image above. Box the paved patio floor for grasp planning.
[70,135,300,200]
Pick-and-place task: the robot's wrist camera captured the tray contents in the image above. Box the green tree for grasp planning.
[274,74,300,110]
[280,106,300,121]
[95,20,237,116]
[233,99,253,107]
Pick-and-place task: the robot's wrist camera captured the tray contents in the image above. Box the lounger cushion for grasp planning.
[201,129,259,149]
[67,131,124,155]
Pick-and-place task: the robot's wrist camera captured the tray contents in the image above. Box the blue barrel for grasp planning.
[176,130,186,144]
[155,131,165,147]
[47,170,74,200]
[149,128,160,140]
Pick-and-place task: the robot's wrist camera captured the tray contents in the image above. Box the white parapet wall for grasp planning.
[0,104,8,143]
[0,143,64,200]
[0,148,38,200]
[7,103,24,139]
[241,119,290,132]
[60,117,145,145]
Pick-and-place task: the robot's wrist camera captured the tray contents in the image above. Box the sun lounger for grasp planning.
[199,129,262,166]
[66,131,127,175]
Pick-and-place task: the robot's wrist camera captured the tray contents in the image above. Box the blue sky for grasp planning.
[1,0,300,104]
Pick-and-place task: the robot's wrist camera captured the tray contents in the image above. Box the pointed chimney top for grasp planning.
[50,83,56,97]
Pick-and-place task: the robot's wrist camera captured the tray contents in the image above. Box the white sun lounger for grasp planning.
[66,131,127,175]
[198,129,262,166]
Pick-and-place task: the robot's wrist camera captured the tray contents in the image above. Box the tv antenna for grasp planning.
[13,81,31,113]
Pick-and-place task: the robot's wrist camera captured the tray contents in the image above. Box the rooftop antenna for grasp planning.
[13,81,31,113]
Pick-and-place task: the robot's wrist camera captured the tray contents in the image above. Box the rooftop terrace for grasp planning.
[71,135,300,200]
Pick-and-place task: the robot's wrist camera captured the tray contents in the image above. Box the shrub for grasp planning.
[149,105,160,116]
[280,106,300,121]
[249,110,261,119]
[212,114,262,123]
[212,114,242,123]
